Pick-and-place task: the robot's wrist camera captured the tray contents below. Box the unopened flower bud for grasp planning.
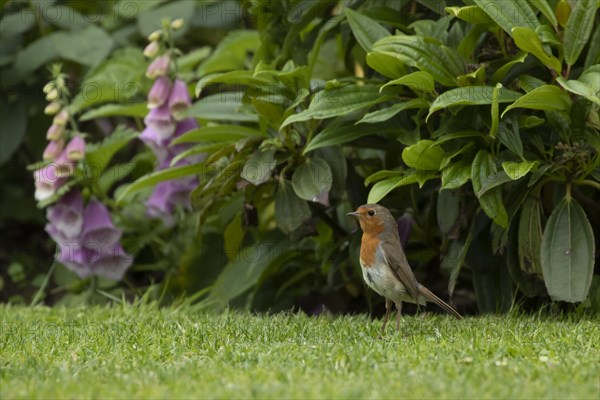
[44,102,61,115]
[43,82,55,94]
[171,18,184,30]
[43,140,65,161]
[143,41,160,58]
[46,88,59,101]
[46,124,65,140]
[66,135,86,161]
[146,55,170,80]
[148,30,162,42]
[53,109,69,126]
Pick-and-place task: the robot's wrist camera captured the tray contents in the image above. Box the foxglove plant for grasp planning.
[139,19,201,227]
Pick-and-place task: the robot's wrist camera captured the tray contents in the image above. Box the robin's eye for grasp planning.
[368,210,375,216]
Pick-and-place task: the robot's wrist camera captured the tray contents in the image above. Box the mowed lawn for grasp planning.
[1,305,598,399]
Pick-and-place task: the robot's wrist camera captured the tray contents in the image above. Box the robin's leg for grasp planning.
[381,299,392,334]
[395,302,403,331]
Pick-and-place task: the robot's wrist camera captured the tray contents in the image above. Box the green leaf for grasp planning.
[530,0,558,27]
[171,125,264,145]
[492,51,527,82]
[0,97,26,163]
[445,6,493,24]
[497,118,524,158]
[471,0,539,36]
[584,23,600,69]
[511,27,561,73]
[441,221,475,297]
[437,189,460,234]
[371,35,466,87]
[490,83,502,138]
[292,158,332,202]
[344,8,389,53]
[356,98,430,124]
[79,103,148,121]
[380,71,435,93]
[85,126,137,175]
[518,196,544,278]
[364,170,403,186]
[275,180,311,234]
[366,51,408,79]
[541,197,595,302]
[441,161,471,190]
[563,0,599,66]
[170,143,229,167]
[281,85,391,128]
[241,150,276,185]
[116,162,203,204]
[556,77,600,105]
[402,140,445,171]
[196,70,274,97]
[184,93,259,122]
[471,150,508,227]
[502,161,539,180]
[197,30,260,76]
[303,121,399,154]
[502,85,572,117]
[427,86,521,121]
[367,173,418,204]
[137,0,196,36]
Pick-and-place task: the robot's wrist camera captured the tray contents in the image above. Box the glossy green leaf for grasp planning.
[170,143,230,167]
[437,189,460,234]
[364,170,403,186]
[502,161,539,180]
[184,93,259,122]
[530,0,558,27]
[497,119,524,158]
[445,6,493,24]
[541,197,595,302]
[356,98,429,124]
[556,76,600,105]
[85,126,137,176]
[366,51,408,79]
[441,161,471,190]
[0,97,26,163]
[241,150,276,185]
[380,71,435,93]
[275,180,311,234]
[518,197,543,278]
[502,85,572,117]
[490,83,502,138]
[79,103,148,121]
[292,158,332,203]
[172,125,263,145]
[116,162,204,204]
[344,8,389,52]
[472,0,539,36]
[197,30,260,76]
[427,86,521,121]
[471,150,508,227]
[281,85,391,128]
[303,122,399,154]
[402,140,445,170]
[511,27,561,73]
[584,23,600,69]
[563,0,599,66]
[367,173,418,204]
[371,35,466,87]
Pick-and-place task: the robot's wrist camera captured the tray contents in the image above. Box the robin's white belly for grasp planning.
[360,259,415,304]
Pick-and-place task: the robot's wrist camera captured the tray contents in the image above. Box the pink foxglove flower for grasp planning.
[53,109,69,126]
[80,200,122,248]
[144,103,175,140]
[146,55,170,79]
[45,189,84,242]
[43,140,65,161]
[65,135,86,161]
[148,76,172,109]
[34,164,66,201]
[168,79,192,120]
[46,123,65,140]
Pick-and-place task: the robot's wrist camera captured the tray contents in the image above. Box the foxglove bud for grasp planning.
[46,124,65,140]
[143,41,160,58]
[44,102,61,115]
[146,55,170,80]
[43,140,65,161]
[66,135,86,161]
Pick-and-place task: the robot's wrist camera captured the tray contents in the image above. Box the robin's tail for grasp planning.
[418,284,462,319]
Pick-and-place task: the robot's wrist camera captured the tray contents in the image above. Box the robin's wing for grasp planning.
[380,240,420,302]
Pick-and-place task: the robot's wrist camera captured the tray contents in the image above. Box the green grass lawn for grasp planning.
[1,305,599,399]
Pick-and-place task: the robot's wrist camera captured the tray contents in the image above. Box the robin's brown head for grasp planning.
[347,204,398,236]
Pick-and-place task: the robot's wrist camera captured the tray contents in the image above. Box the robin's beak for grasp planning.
[346,211,359,218]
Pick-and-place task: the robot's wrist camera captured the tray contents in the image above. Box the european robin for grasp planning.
[347,203,461,333]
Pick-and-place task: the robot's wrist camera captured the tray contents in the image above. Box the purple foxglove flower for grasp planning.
[43,140,65,161]
[46,123,65,140]
[144,103,175,140]
[168,79,192,120]
[54,151,76,178]
[46,189,84,240]
[34,164,66,201]
[53,109,69,126]
[146,55,170,79]
[90,243,133,281]
[57,244,91,278]
[65,135,86,161]
[148,76,172,109]
[143,41,159,58]
[80,200,122,248]
[146,178,196,226]
[139,126,169,162]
